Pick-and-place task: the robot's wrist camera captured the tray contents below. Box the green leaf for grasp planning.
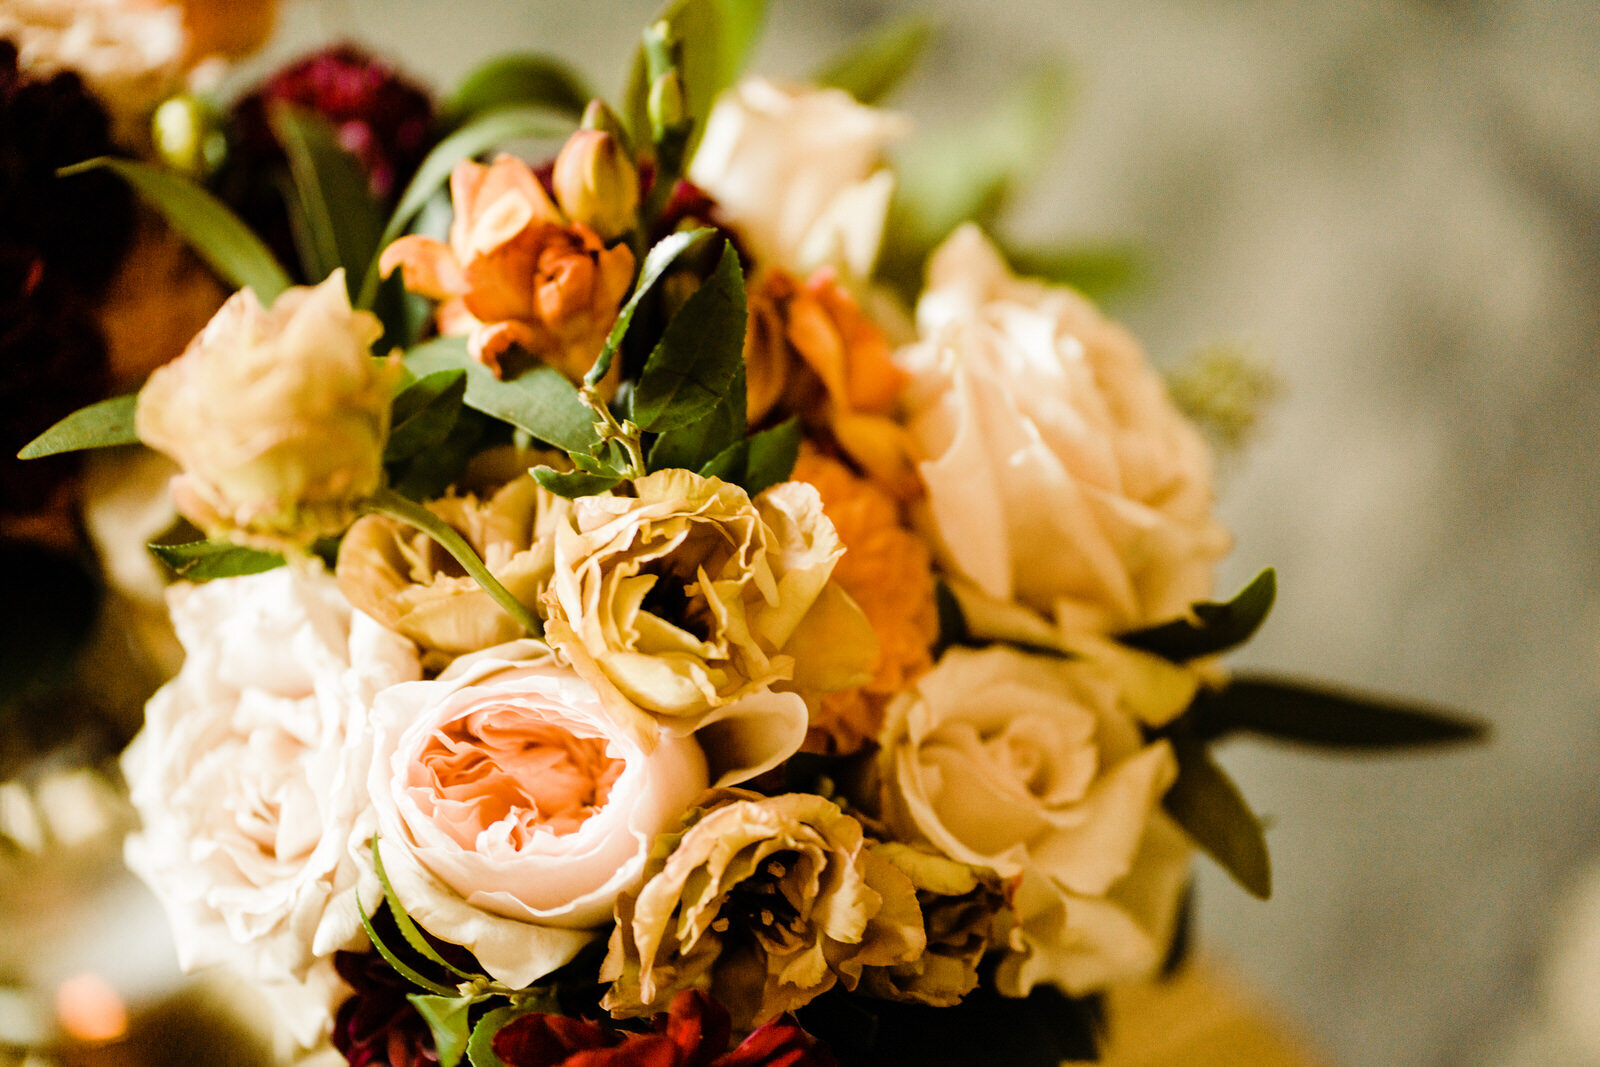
[393,408,488,500]
[355,838,462,997]
[59,157,291,300]
[531,466,624,498]
[630,242,746,432]
[370,836,478,981]
[1163,729,1271,899]
[386,369,467,462]
[584,227,715,389]
[647,360,744,472]
[741,416,800,495]
[880,63,1073,293]
[18,395,137,459]
[622,0,767,156]
[359,107,573,307]
[270,104,385,288]
[149,541,285,581]
[405,336,598,452]
[1119,568,1276,663]
[1198,674,1488,749]
[466,1004,545,1067]
[814,16,935,104]
[450,53,594,121]
[408,995,484,1067]
[1000,240,1145,303]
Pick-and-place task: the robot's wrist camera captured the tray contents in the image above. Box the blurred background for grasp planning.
[4,0,1598,1064]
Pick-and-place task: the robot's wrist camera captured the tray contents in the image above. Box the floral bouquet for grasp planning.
[19,2,1482,1064]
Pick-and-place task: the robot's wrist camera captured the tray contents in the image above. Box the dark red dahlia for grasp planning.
[331,947,440,1067]
[493,990,835,1067]
[0,39,134,297]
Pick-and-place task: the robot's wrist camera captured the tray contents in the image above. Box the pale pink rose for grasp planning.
[690,77,908,278]
[897,225,1230,636]
[122,566,421,987]
[366,641,710,988]
[877,646,1189,995]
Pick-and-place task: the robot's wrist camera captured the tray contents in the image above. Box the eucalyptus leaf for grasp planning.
[531,466,624,498]
[405,337,597,452]
[149,541,285,581]
[630,242,746,431]
[270,104,385,287]
[622,0,766,156]
[585,227,715,389]
[814,16,935,104]
[450,53,593,121]
[408,995,483,1067]
[1120,568,1276,663]
[359,107,573,307]
[18,394,137,458]
[648,361,744,472]
[1163,729,1272,899]
[1198,674,1487,749]
[59,158,291,300]
[386,369,467,462]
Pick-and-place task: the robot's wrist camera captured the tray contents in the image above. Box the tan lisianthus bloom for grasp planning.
[543,470,877,753]
[746,267,919,499]
[336,458,573,671]
[135,271,399,552]
[790,448,937,755]
[600,789,925,1030]
[380,153,635,380]
[857,842,1002,1007]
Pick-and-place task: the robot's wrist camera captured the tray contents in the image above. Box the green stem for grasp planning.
[365,487,543,638]
[579,385,646,478]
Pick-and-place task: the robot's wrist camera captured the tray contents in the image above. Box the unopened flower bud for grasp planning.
[152,93,227,179]
[647,70,686,141]
[552,128,640,241]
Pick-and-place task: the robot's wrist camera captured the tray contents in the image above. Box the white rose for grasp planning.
[689,77,908,278]
[122,566,422,986]
[876,646,1189,995]
[366,641,710,988]
[897,225,1231,635]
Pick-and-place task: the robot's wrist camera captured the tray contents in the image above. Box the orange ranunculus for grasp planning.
[379,153,635,380]
[792,447,938,755]
[745,266,919,499]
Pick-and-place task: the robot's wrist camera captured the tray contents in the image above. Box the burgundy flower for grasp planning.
[0,39,133,296]
[493,991,834,1067]
[331,948,439,1067]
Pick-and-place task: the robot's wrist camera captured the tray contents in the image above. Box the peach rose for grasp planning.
[746,268,919,499]
[380,153,635,380]
[897,225,1231,636]
[876,646,1189,995]
[365,641,709,988]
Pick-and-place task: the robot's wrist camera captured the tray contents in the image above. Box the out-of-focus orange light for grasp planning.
[55,972,128,1044]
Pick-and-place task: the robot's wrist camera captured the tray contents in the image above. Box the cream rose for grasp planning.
[122,565,421,986]
[136,270,401,552]
[689,77,908,279]
[543,470,875,766]
[897,225,1231,635]
[876,646,1189,995]
[365,641,710,988]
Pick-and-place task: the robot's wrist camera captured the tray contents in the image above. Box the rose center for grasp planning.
[418,705,624,849]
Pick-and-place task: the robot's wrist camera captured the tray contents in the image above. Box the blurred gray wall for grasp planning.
[260,2,1600,1063]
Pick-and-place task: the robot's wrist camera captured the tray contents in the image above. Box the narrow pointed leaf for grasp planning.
[584,227,715,389]
[271,104,385,287]
[404,337,597,452]
[531,466,623,498]
[386,369,467,462]
[353,897,459,997]
[370,837,478,981]
[18,395,138,458]
[1163,730,1271,899]
[59,158,291,300]
[450,53,593,121]
[1199,674,1487,749]
[360,108,572,307]
[630,241,746,431]
[814,16,935,104]
[408,995,484,1067]
[149,541,285,581]
[1120,568,1276,663]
